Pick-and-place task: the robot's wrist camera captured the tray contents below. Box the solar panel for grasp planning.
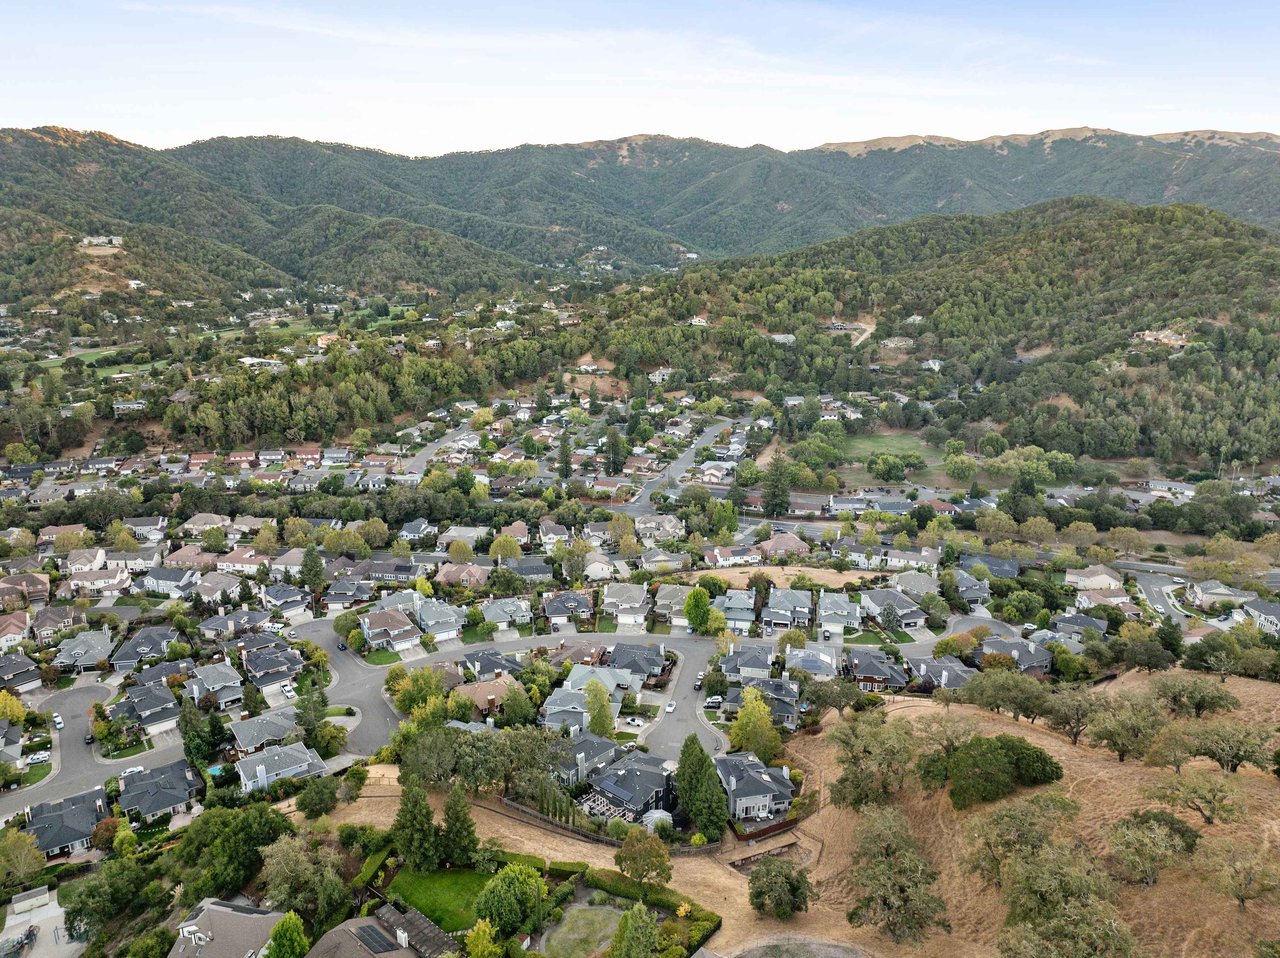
[354,926,398,954]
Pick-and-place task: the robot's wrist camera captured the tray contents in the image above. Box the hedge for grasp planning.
[352,840,395,891]
[547,860,589,881]
[550,879,576,908]
[497,851,547,871]
[582,867,721,950]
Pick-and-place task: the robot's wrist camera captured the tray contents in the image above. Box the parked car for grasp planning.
[26,752,49,765]
[337,642,347,651]
[51,713,63,730]
[84,733,95,745]
[122,766,145,776]
[665,701,676,713]
[705,695,723,709]
[696,671,705,680]
[626,717,643,727]
[285,629,298,639]
[552,624,560,633]
[282,686,297,700]
[694,680,703,691]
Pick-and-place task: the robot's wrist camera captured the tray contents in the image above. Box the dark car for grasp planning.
[694,680,703,691]
[336,642,347,651]
[84,733,95,745]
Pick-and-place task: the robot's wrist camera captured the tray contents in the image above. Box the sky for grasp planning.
[3,1,1279,156]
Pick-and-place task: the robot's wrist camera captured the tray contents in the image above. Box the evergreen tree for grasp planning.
[300,544,325,592]
[675,734,728,840]
[441,784,478,868]
[394,778,441,872]
[585,679,614,737]
[762,456,792,518]
[265,913,310,958]
[557,436,572,481]
[609,902,658,958]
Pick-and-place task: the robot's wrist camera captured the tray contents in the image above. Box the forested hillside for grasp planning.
[596,198,1280,466]
[6,125,1280,306]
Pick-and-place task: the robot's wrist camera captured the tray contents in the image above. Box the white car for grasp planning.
[1172,578,1186,585]
[26,752,49,765]
[51,713,63,730]
[122,766,145,777]
[665,701,676,713]
[282,686,297,699]
[696,671,705,680]
[626,717,643,727]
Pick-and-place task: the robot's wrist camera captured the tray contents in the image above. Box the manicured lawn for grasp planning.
[364,649,401,666]
[650,623,672,635]
[613,731,638,743]
[516,623,534,636]
[105,739,153,759]
[54,676,75,690]
[542,906,623,958]
[595,619,618,633]
[704,709,720,723]
[388,868,491,932]
[21,764,52,786]
[460,624,497,644]
[847,631,883,644]
[324,706,350,717]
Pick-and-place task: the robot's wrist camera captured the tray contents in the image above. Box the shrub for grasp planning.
[498,851,547,871]
[606,818,632,840]
[995,734,1063,785]
[352,843,394,891]
[690,833,707,847]
[548,860,588,881]
[1125,809,1200,853]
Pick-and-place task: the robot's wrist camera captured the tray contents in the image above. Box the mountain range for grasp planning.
[4,125,1280,301]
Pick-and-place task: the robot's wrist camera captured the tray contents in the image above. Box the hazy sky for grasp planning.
[4,1,1278,155]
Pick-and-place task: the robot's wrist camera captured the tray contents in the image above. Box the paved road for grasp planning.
[637,639,726,759]
[618,417,736,515]
[406,426,469,474]
[1131,572,1189,628]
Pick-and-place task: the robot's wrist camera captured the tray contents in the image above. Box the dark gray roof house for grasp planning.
[24,786,106,857]
[556,732,618,786]
[110,626,178,671]
[979,638,1055,673]
[119,759,202,821]
[724,677,800,730]
[715,752,794,821]
[585,751,672,822]
[608,642,666,677]
[168,898,284,958]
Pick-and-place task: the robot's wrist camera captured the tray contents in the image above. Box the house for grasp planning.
[228,708,299,759]
[635,514,685,545]
[64,547,106,573]
[217,547,270,576]
[724,678,800,729]
[761,588,812,631]
[458,649,522,684]
[0,612,29,653]
[31,606,83,644]
[179,513,232,538]
[703,545,760,568]
[565,664,644,700]
[135,658,194,688]
[1187,580,1258,609]
[435,562,490,589]
[37,523,86,548]
[584,751,672,821]
[1065,564,1124,591]
[454,674,519,721]
[715,752,794,821]
[713,590,757,635]
[141,567,200,598]
[110,626,178,672]
[904,654,977,690]
[538,519,571,551]
[950,569,991,605]
[960,554,1022,581]
[653,584,697,627]
[269,547,308,581]
[543,685,620,734]
[504,556,554,582]
[1244,599,1280,636]
[719,644,773,683]
[816,590,861,638]
[0,572,50,607]
[241,641,305,690]
[0,719,22,768]
[359,609,423,653]
[261,584,312,623]
[198,610,271,639]
[166,545,220,571]
[193,570,243,603]
[891,571,940,601]
[556,732,618,787]
[639,549,688,573]
[323,577,375,610]
[236,741,327,792]
[184,662,244,711]
[755,532,811,561]
[979,638,1054,674]
[23,787,106,857]
[54,626,115,672]
[399,518,438,542]
[608,641,665,677]
[844,647,908,691]
[119,759,202,822]
[1052,612,1108,639]
[481,597,531,630]
[437,525,489,550]
[543,591,593,625]
[123,516,168,542]
[167,899,285,958]
[310,906,454,958]
[413,597,467,642]
[0,652,41,694]
[62,567,132,598]
[600,584,652,627]
[499,520,530,546]
[859,590,925,630]
[784,646,840,681]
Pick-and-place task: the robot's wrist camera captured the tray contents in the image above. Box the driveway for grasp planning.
[638,645,726,760]
[7,900,83,958]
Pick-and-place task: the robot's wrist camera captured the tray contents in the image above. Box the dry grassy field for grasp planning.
[324,670,1280,957]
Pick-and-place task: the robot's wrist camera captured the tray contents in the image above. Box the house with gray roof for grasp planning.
[715,752,794,822]
[228,707,299,758]
[713,590,757,634]
[54,626,115,673]
[1052,612,1108,638]
[1245,599,1280,635]
[585,751,672,822]
[543,686,620,734]
[762,588,812,631]
[859,590,925,629]
[556,732,618,786]
[184,662,244,711]
[462,648,525,681]
[600,583,652,626]
[724,677,800,729]
[844,647,908,691]
[0,652,41,694]
[412,597,467,641]
[109,682,181,735]
[891,571,940,601]
[608,641,666,677]
[543,590,593,625]
[23,786,106,857]
[980,638,1054,674]
[119,759,202,821]
[565,664,643,699]
[719,644,773,683]
[904,653,977,690]
[168,899,284,958]
[111,626,178,672]
[235,741,327,793]
[784,646,840,681]
[816,590,861,638]
[653,584,697,627]
[481,597,532,629]
[141,567,199,599]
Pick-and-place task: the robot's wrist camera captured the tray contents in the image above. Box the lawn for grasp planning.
[364,649,401,666]
[20,764,52,787]
[847,631,884,644]
[54,676,75,690]
[541,906,623,958]
[613,731,638,743]
[460,624,497,645]
[595,619,618,633]
[388,868,491,932]
[105,739,153,760]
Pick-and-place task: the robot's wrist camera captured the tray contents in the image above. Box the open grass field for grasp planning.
[540,905,622,958]
[836,431,955,491]
[387,867,491,932]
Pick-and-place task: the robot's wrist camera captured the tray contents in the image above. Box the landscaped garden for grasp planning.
[540,905,622,958]
[388,867,491,932]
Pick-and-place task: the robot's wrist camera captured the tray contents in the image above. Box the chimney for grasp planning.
[486,716,495,728]
[395,929,409,949]
[576,752,585,775]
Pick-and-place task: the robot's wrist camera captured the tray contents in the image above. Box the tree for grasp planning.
[748,856,814,919]
[441,784,478,867]
[847,807,949,943]
[178,696,213,766]
[675,734,728,840]
[729,686,782,764]
[1155,615,1184,657]
[299,544,325,592]
[584,679,614,737]
[557,437,572,481]
[762,455,792,518]
[447,539,474,563]
[265,913,310,958]
[0,829,43,892]
[0,691,24,725]
[683,587,711,633]
[1146,770,1243,825]
[829,710,918,808]
[499,684,536,727]
[1151,674,1238,718]
[488,534,521,564]
[1107,526,1147,556]
[965,791,1079,888]
[614,829,671,887]
[1109,818,1183,886]
[465,919,503,958]
[705,608,727,636]
[1206,839,1280,911]
[260,836,347,927]
[1087,693,1164,762]
[394,778,441,872]
[1045,685,1101,745]
[997,897,1138,958]
[339,766,368,804]
[609,902,658,958]
[1144,720,1198,774]
[475,863,546,937]
[1124,639,1174,673]
[1193,718,1269,772]
[296,776,339,818]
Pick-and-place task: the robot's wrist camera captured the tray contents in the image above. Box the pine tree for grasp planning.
[441,784,478,868]
[675,734,728,840]
[394,778,441,872]
[762,456,792,518]
[558,436,572,480]
[609,902,658,958]
[265,913,310,958]
[300,544,325,593]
